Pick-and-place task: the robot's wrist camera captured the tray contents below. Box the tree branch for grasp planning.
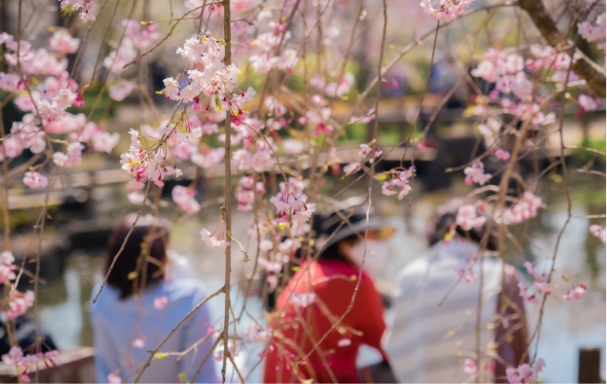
[518,0,606,97]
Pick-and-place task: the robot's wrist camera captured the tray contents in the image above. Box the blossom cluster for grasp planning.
[420,0,474,21]
[503,192,542,224]
[381,166,415,201]
[59,0,96,21]
[0,251,16,285]
[2,347,59,383]
[269,178,316,226]
[578,13,606,49]
[589,225,606,244]
[506,358,545,384]
[456,204,486,231]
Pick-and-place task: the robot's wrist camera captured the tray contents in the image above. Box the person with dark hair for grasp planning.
[383,198,529,383]
[263,200,395,383]
[90,214,217,383]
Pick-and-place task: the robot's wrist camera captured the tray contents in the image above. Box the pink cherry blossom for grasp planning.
[463,358,477,375]
[524,261,547,282]
[578,13,606,45]
[290,292,315,308]
[48,29,80,54]
[348,108,376,125]
[421,0,474,21]
[456,204,486,231]
[200,228,226,248]
[456,268,476,283]
[7,290,35,319]
[506,358,545,383]
[23,172,49,189]
[172,186,200,214]
[109,81,134,101]
[589,225,606,243]
[517,281,539,305]
[503,191,542,224]
[494,148,511,161]
[269,181,315,225]
[464,161,491,185]
[122,20,158,50]
[578,94,598,111]
[381,166,415,200]
[282,139,305,155]
[562,284,587,301]
[0,251,16,285]
[107,373,121,384]
[103,38,137,74]
[53,142,85,168]
[132,337,146,349]
[153,296,168,310]
[337,339,351,347]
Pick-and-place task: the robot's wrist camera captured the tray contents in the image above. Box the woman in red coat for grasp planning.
[263,203,394,383]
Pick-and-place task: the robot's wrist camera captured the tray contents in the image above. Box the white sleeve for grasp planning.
[91,314,119,383]
[181,294,219,383]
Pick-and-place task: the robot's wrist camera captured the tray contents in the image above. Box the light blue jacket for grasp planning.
[90,279,218,383]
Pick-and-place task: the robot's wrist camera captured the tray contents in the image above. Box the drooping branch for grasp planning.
[518,0,606,97]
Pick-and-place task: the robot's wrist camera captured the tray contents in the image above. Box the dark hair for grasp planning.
[427,199,498,252]
[105,215,169,299]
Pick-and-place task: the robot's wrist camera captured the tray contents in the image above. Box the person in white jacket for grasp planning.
[90,215,218,383]
[383,199,529,383]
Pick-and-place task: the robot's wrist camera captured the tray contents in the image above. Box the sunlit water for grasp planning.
[36,176,605,383]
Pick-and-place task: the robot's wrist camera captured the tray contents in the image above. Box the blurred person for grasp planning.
[383,199,529,383]
[263,201,395,383]
[90,214,217,383]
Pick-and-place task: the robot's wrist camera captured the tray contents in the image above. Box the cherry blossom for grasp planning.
[524,261,547,283]
[47,29,80,54]
[456,204,486,231]
[7,290,35,319]
[518,281,539,305]
[337,339,352,347]
[122,20,158,50]
[269,180,315,225]
[0,251,16,285]
[92,132,120,153]
[290,292,315,308]
[464,161,491,186]
[54,142,85,168]
[153,296,168,310]
[172,186,200,214]
[562,284,587,301]
[463,358,477,375]
[282,139,305,155]
[578,94,599,112]
[242,324,270,344]
[59,0,97,21]
[503,191,542,224]
[494,148,511,161]
[506,358,545,384]
[348,108,376,125]
[456,268,476,283]
[109,81,134,101]
[589,225,606,243]
[578,13,606,47]
[23,172,49,189]
[381,166,415,200]
[200,228,227,248]
[103,38,137,74]
[421,0,474,21]
[0,347,57,383]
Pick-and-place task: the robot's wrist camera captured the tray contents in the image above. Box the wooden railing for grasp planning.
[0,348,94,383]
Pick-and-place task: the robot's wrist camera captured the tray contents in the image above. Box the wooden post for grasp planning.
[578,348,602,383]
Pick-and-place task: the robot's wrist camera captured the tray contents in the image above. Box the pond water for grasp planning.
[36,174,605,383]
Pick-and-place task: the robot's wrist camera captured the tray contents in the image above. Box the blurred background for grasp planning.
[0,0,604,382]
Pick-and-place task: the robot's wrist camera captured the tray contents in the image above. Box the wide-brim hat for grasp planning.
[315,197,395,252]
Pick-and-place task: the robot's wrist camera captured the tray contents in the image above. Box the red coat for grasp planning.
[263,259,386,383]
